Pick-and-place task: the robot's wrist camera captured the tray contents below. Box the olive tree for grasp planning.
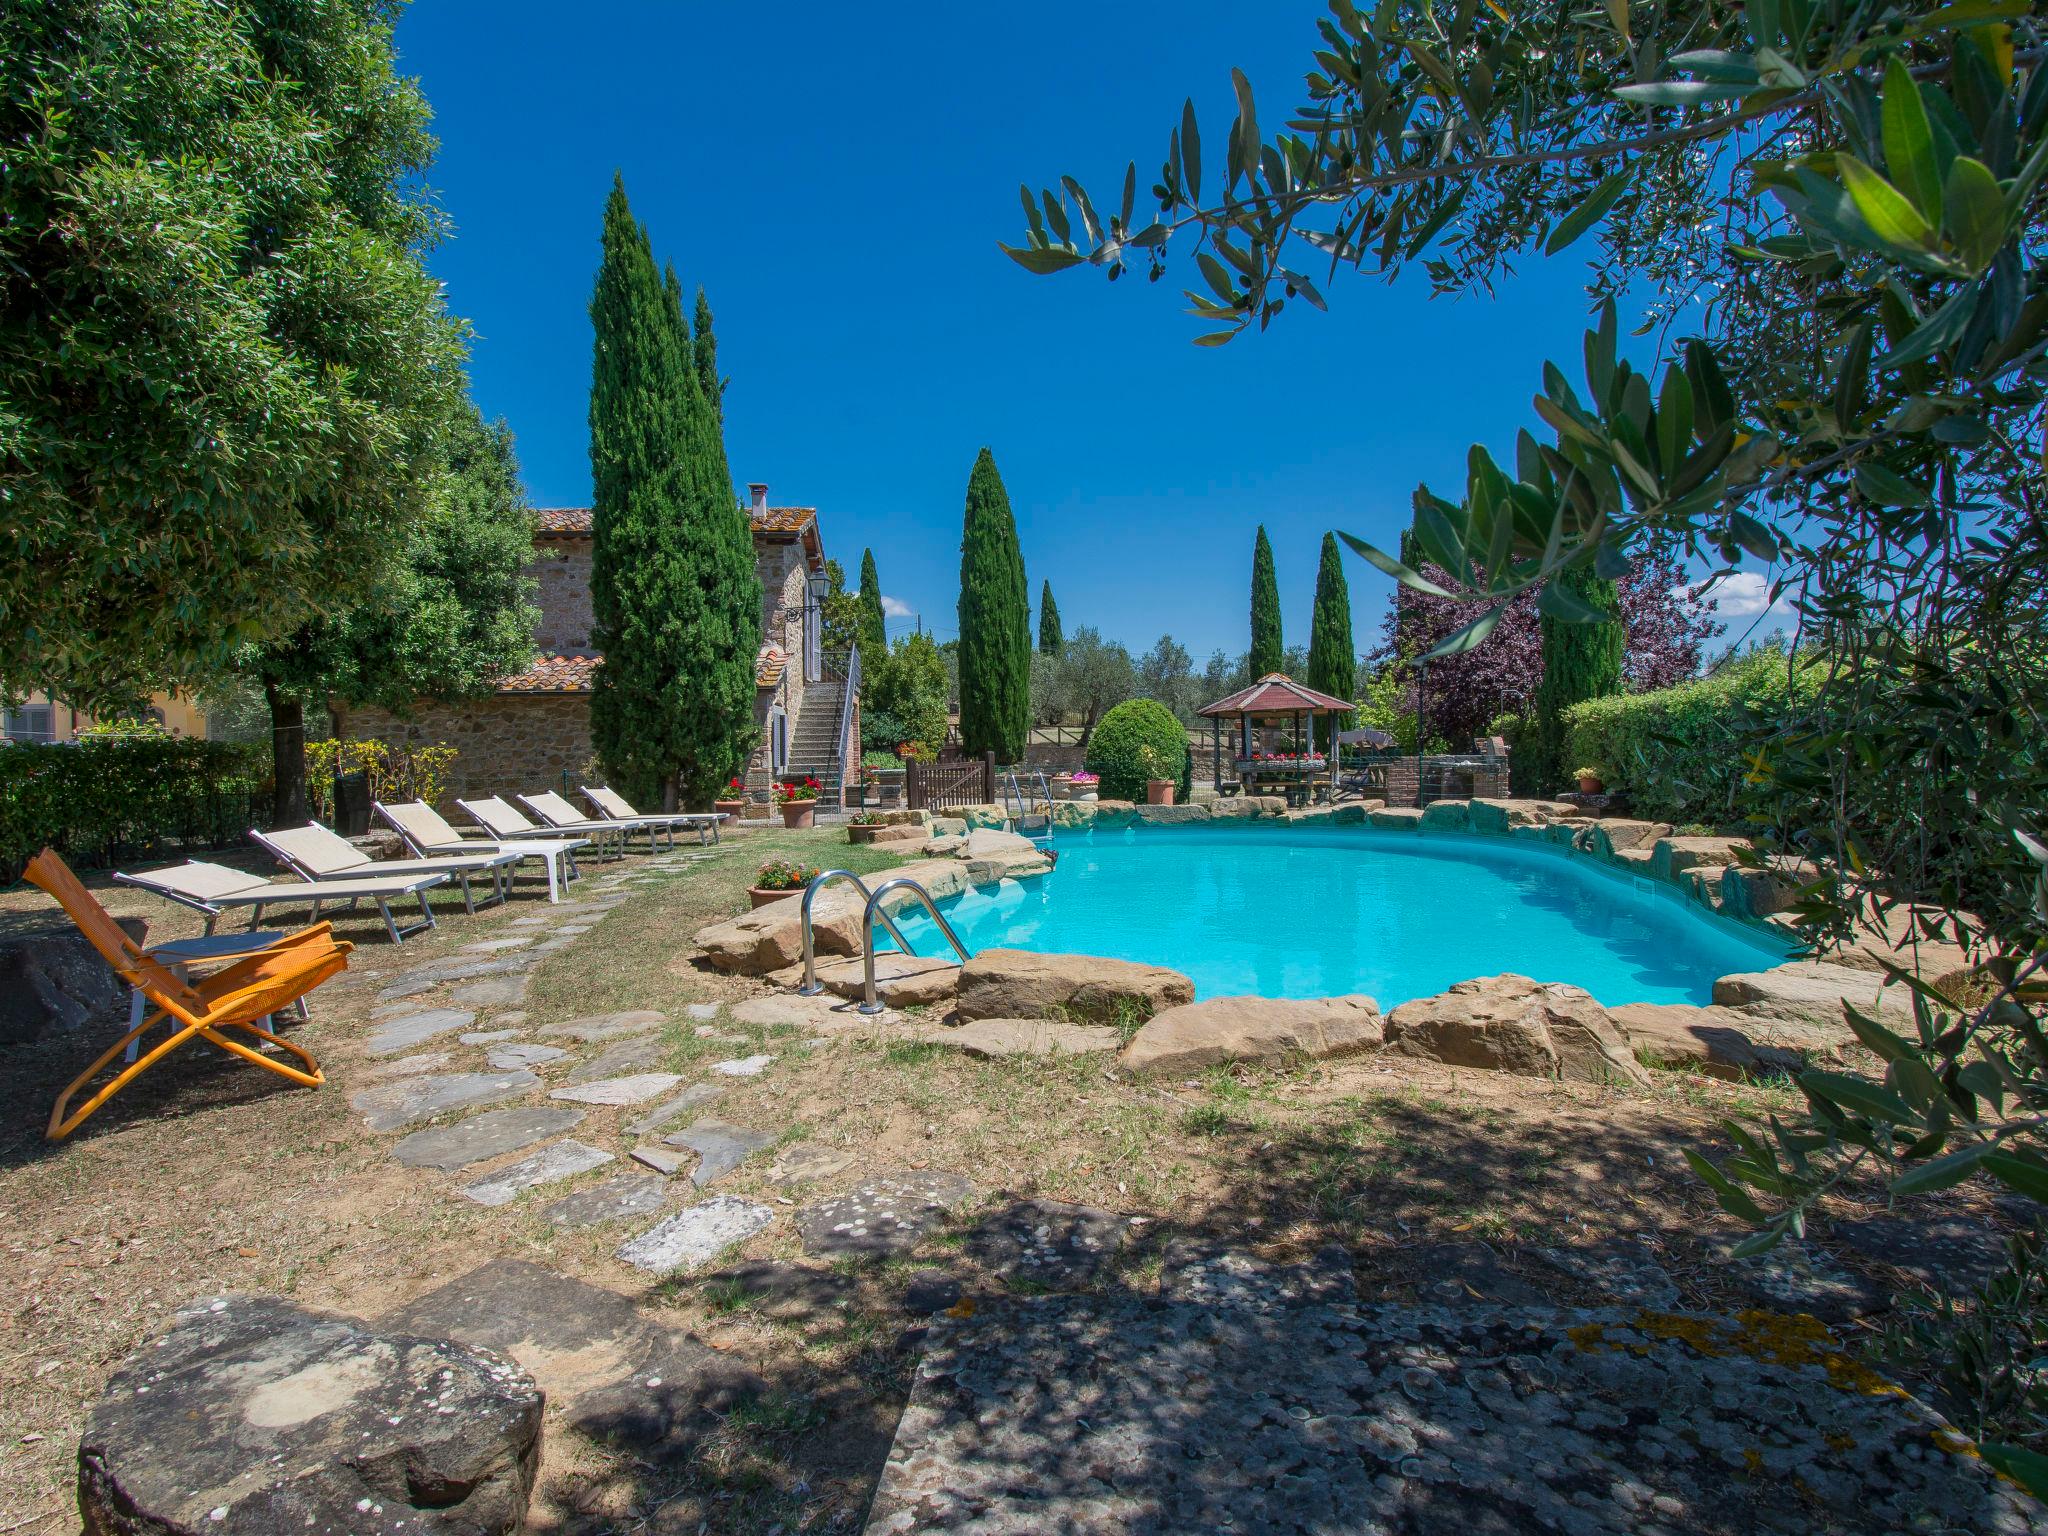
[1004,0,2048,1474]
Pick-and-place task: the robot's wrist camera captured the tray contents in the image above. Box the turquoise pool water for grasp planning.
[886,824,1793,1008]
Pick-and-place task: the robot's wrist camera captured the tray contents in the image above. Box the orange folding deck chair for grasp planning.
[25,850,352,1140]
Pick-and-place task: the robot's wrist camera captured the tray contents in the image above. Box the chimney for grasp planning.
[748,483,768,517]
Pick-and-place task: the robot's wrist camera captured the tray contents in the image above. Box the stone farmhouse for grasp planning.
[336,483,860,811]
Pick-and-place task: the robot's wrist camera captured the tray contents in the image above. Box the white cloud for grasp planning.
[1682,570,1788,619]
[880,595,913,618]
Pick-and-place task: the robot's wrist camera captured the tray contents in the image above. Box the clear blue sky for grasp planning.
[395,2,1749,661]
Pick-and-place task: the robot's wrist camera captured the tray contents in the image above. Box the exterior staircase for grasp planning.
[784,673,849,809]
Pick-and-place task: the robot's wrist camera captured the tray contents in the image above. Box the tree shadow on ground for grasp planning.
[526,1093,2014,1535]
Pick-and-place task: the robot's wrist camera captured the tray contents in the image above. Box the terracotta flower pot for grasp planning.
[1145,779,1176,806]
[780,802,817,829]
[747,885,800,908]
[847,823,883,844]
[1577,775,1604,794]
[714,797,746,820]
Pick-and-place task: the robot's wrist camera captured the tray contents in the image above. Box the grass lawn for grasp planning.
[0,821,1983,1533]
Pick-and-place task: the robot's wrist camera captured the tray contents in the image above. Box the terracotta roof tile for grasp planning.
[498,652,600,694]
[532,505,818,539]
[534,507,593,536]
[755,644,787,689]
[751,505,817,534]
[1198,672,1356,718]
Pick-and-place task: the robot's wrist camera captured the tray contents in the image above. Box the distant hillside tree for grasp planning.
[588,177,760,809]
[1038,582,1064,655]
[1250,526,1283,677]
[1304,532,1356,748]
[956,448,1030,761]
[857,548,889,657]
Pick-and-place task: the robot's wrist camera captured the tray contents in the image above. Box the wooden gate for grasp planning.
[908,752,994,811]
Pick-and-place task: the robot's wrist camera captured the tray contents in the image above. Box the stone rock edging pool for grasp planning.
[693,801,1942,1088]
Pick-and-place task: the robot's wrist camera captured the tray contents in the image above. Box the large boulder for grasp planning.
[0,916,146,1044]
[1368,807,1424,829]
[1585,819,1672,859]
[1385,974,1650,1087]
[956,827,1054,879]
[79,1293,541,1535]
[1130,803,1212,825]
[1467,799,1578,835]
[1121,995,1383,1078]
[1609,1002,1815,1081]
[1419,799,1471,831]
[1650,835,1749,883]
[1713,961,1916,1033]
[954,948,1194,1024]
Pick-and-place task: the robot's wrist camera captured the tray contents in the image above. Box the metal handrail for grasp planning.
[859,877,971,1015]
[834,644,861,797]
[798,869,913,996]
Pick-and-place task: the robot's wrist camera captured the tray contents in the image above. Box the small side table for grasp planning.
[126,932,290,1063]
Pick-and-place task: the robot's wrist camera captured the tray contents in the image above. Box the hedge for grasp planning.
[1562,649,1821,825]
[1,737,268,883]
[1085,698,1191,802]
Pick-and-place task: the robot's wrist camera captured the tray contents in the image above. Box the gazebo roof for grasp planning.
[1198,673,1356,718]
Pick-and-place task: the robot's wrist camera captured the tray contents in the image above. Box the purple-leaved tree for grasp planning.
[1372,552,1720,746]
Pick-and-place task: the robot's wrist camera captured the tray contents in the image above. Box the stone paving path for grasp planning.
[350,847,871,1285]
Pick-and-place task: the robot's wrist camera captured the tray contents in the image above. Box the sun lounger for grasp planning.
[375,799,588,903]
[117,859,449,943]
[29,849,345,1139]
[460,794,625,861]
[582,784,725,846]
[251,822,518,914]
[521,788,684,854]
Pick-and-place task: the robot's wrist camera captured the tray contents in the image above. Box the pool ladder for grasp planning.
[1002,768,1055,849]
[796,870,973,1015]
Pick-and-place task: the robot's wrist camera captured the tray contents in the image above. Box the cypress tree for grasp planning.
[956,447,1030,762]
[1529,562,1625,792]
[588,177,761,809]
[692,286,723,427]
[1038,581,1063,655]
[857,547,888,657]
[1250,525,1283,677]
[1305,531,1356,749]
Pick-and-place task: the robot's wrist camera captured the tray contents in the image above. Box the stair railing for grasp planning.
[833,644,860,804]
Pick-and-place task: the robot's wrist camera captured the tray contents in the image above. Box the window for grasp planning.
[3,705,55,743]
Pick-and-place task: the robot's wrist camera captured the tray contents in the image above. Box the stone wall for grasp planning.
[531,541,594,652]
[335,695,595,808]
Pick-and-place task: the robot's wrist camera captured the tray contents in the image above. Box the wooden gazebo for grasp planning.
[1197,673,1357,802]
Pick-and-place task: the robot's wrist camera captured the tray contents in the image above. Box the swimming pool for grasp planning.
[886,823,1794,1008]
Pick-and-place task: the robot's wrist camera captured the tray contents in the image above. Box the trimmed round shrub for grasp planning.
[1085,699,1191,802]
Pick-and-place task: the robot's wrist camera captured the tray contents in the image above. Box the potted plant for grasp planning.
[863,751,905,807]
[775,776,821,828]
[748,858,820,908]
[1067,769,1099,802]
[847,809,885,844]
[1138,744,1176,807]
[1574,764,1607,795]
[715,777,748,820]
